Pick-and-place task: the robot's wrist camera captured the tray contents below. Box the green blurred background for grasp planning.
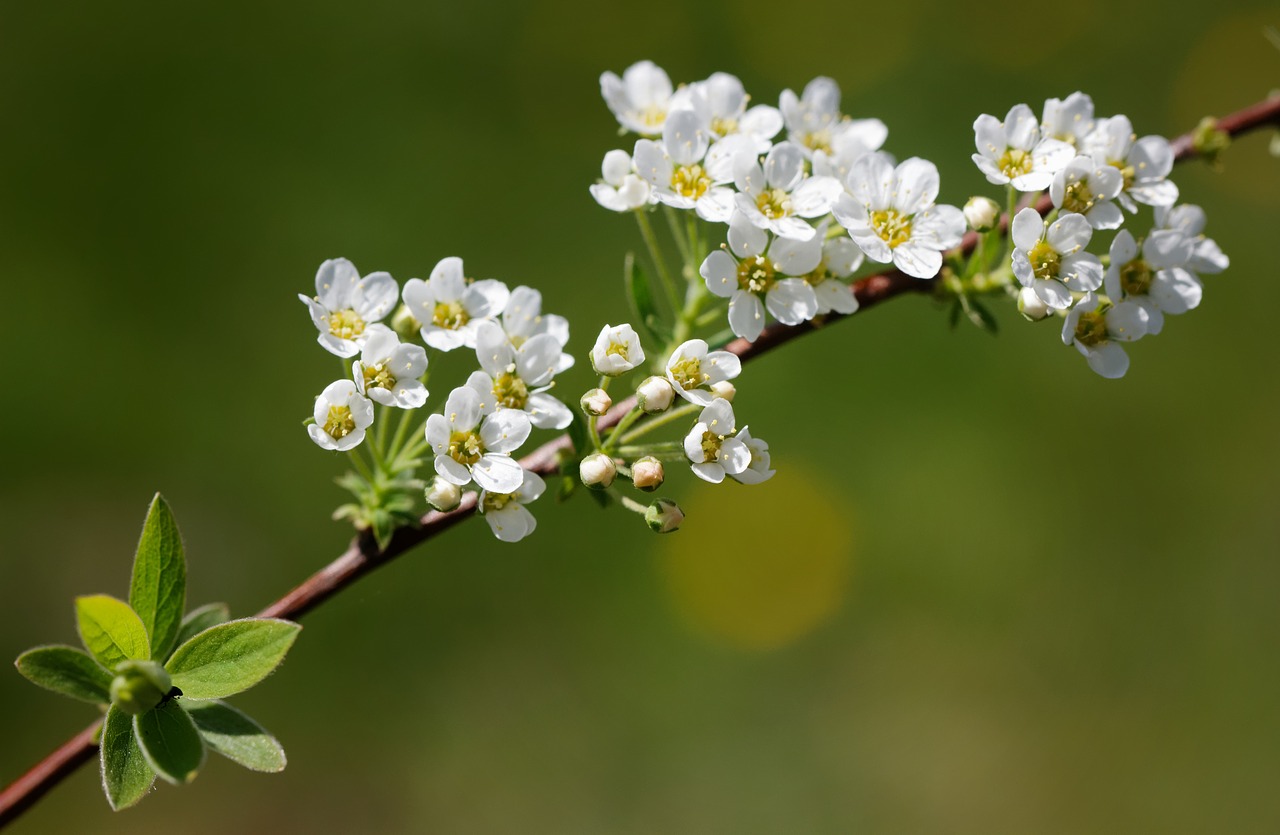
[2,1,1279,832]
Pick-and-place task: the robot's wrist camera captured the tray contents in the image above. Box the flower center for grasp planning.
[328,309,366,341]
[1119,258,1153,297]
[669,356,707,391]
[710,116,739,137]
[800,129,832,154]
[639,104,665,129]
[493,370,529,410]
[671,164,710,199]
[1061,180,1096,214]
[997,148,1034,179]
[481,492,513,513]
[736,255,776,294]
[1109,160,1136,191]
[869,209,913,249]
[1029,241,1061,281]
[755,188,792,219]
[323,405,356,440]
[1074,310,1109,347]
[447,430,484,467]
[700,430,724,461]
[361,362,395,392]
[433,300,469,330]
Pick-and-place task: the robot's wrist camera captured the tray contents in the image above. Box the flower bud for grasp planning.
[1017,286,1052,321]
[635,376,674,414]
[580,388,612,416]
[644,498,684,533]
[631,456,665,491]
[390,304,422,340]
[591,323,645,376]
[709,380,736,402]
[424,476,462,512]
[963,196,1000,233]
[580,453,617,489]
[110,660,172,716]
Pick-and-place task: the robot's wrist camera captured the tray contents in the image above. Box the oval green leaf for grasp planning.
[166,618,301,700]
[15,645,113,704]
[129,494,187,662]
[185,700,286,773]
[133,700,205,785]
[171,602,231,658]
[101,705,156,810]
[76,595,149,670]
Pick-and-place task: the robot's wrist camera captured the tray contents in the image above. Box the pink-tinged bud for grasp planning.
[631,456,665,491]
[580,388,612,416]
[645,498,684,533]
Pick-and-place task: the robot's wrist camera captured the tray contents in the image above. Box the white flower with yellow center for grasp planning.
[700,211,821,342]
[1062,293,1149,379]
[778,76,884,165]
[299,258,399,358]
[733,141,843,241]
[729,427,775,485]
[601,60,675,137]
[479,469,546,543]
[589,149,653,213]
[466,321,572,430]
[664,339,742,406]
[1102,229,1199,336]
[672,72,782,154]
[590,323,645,376]
[1049,155,1124,230]
[805,229,863,315]
[401,257,510,352]
[307,379,374,452]
[972,103,1074,191]
[683,399,751,484]
[425,386,530,493]
[1010,207,1103,310]
[500,285,574,373]
[1153,204,1229,276]
[633,110,739,223]
[352,325,429,409]
[1084,115,1178,211]
[1041,92,1096,147]
[833,153,965,279]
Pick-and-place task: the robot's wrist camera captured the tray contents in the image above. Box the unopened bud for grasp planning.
[391,304,422,340]
[635,376,674,414]
[580,453,617,489]
[631,456,665,491]
[709,380,736,402]
[580,388,612,416]
[1017,286,1052,321]
[110,660,172,716]
[645,498,684,533]
[425,476,462,512]
[964,196,1000,233]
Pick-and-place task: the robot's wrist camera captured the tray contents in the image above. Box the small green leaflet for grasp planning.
[75,595,149,670]
[166,618,301,700]
[128,494,187,662]
[133,701,206,785]
[186,700,286,773]
[101,705,156,811]
[14,645,113,704]
[172,603,231,654]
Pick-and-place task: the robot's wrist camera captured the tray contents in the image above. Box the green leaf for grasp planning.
[624,252,669,345]
[566,411,590,457]
[133,700,206,785]
[101,705,156,810]
[76,595,150,670]
[185,700,286,773]
[129,494,187,662]
[15,645,113,704]
[172,603,231,654]
[966,298,999,335]
[166,618,301,700]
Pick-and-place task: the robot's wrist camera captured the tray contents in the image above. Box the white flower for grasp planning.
[1084,115,1178,211]
[425,386,530,493]
[1041,92,1096,147]
[600,60,675,137]
[672,72,783,153]
[352,325,429,409]
[299,258,399,358]
[590,149,653,212]
[1152,204,1229,275]
[467,321,571,430]
[633,110,739,223]
[810,120,890,183]
[664,339,742,406]
[700,211,821,342]
[308,379,374,451]
[402,257,510,352]
[963,196,1000,233]
[779,77,887,170]
[972,103,1074,191]
[1010,207,1103,310]
[803,227,863,315]
[1049,155,1124,230]
[1062,293,1148,379]
[500,285,574,373]
[730,427,775,485]
[590,323,645,376]
[1102,229,1199,335]
[479,469,545,543]
[579,453,617,489]
[833,153,965,279]
[733,142,842,241]
[682,399,751,484]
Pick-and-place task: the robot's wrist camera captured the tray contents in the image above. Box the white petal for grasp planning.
[444,385,482,431]
[765,279,819,324]
[814,279,859,314]
[1011,208,1045,252]
[472,454,524,494]
[484,504,536,543]
[480,409,532,454]
[1061,253,1103,292]
[727,211,768,258]
[434,455,472,486]
[700,250,739,298]
[891,157,940,215]
[892,243,943,279]
[526,392,573,430]
[728,291,765,342]
[1084,343,1129,378]
[463,279,510,320]
[1149,268,1202,315]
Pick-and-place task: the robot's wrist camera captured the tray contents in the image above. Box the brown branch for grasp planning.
[5,92,1279,831]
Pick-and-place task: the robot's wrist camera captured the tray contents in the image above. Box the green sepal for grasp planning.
[76,595,150,671]
[133,700,206,785]
[128,494,187,662]
[185,700,287,773]
[15,645,113,704]
[566,411,590,458]
[624,252,670,345]
[166,618,301,700]
[172,603,231,655]
[100,704,156,810]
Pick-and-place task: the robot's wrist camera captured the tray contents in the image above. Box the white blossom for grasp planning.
[426,386,530,493]
[352,325,428,409]
[664,339,742,406]
[1041,92,1096,147]
[1084,115,1178,211]
[299,258,399,358]
[972,103,1074,191]
[730,427,775,485]
[467,320,572,430]
[590,149,653,212]
[803,226,863,315]
[1010,207,1103,310]
[500,285,574,373]
[402,257,509,352]
[1050,155,1124,229]
[733,142,842,241]
[308,379,374,452]
[1102,229,1199,335]
[682,399,751,484]
[633,109,739,222]
[779,76,887,170]
[1062,293,1148,378]
[600,60,675,137]
[479,470,545,543]
[590,323,645,376]
[671,72,782,153]
[1152,204,1229,275]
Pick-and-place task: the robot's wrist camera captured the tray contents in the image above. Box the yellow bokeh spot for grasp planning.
[659,465,854,650]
